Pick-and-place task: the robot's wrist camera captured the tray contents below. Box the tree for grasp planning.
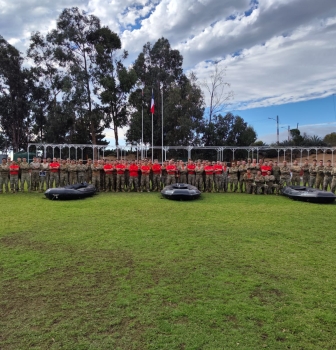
[126,38,204,150]
[201,62,233,123]
[0,35,32,152]
[323,132,336,146]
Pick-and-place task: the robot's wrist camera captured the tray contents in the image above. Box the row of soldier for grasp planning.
[1,156,336,194]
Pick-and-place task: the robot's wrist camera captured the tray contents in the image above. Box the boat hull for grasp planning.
[161,183,201,200]
[282,186,336,204]
[45,183,96,200]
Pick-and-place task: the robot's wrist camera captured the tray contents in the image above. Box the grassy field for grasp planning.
[1,192,336,350]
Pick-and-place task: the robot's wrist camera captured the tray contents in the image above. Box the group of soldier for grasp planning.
[1,156,336,195]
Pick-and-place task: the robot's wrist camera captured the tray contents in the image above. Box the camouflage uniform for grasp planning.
[161,163,167,189]
[238,164,247,192]
[264,174,279,194]
[254,174,267,194]
[20,161,31,192]
[222,165,228,192]
[195,164,204,191]
[228,165,239,192]
[59,163,69,187]
[68,163,78,184]
[248,163,259,176]
[40,162,50,190]
[91,162,103,191]
[290,164,301,186]
[315,165,325,189]
[272,164,281,184]
[309,163,318,187]
[323,164,333,191]
[301,163,310,186]
[86,160,92,183]
[243,172,254,194]
[279,164,291,189]
[30,160,41,191]
[331,166,336,193]
[77,161,87,183]
[0,161,9,193]
[178,165,188,184]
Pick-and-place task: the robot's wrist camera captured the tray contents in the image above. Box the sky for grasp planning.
[1,0,336,146]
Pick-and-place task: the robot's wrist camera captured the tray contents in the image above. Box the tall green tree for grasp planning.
[126,38,204,148]
[0,35,32,152]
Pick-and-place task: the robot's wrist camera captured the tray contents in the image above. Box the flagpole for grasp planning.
[151,89,154,162]
[151,111,153,162]
[160,83,163,163]
[141,86,144,159]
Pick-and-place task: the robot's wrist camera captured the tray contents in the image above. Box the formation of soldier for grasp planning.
[1,156,336,195]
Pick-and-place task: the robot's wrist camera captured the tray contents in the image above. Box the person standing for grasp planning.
[187,160,196,186]
[214,161,223,192]
[20,158,31,192]
[243,168,254,194]
[279,160,291,190]
[315,160,325,190]
[30,157,41,191]
[204,161,214,192]
[152,159,162,191]
[331,161,336,194]
[104,159,114,192]
[40,158,50,191]
[160,161,167,189]
[9,161,20,193]
[116,159,126,192]
[140,159,151,192]
[59,159,69,187]
[309,159,318,187]
[228,161,239,192]
[68,160,78,185]
[195,160,204,191]
[290,160,301,186]
[238,160,247,193]
[0,158,9,193]
[222,162,228,192]
[91,160,103,191]
[178,161,188,184]
[86,159,92,183]
[301,159,310,187]
[272,161,281,184]
[323,160,333,191]
[128,159,139,192]
[166,160,177,185]
[77,159,87,183]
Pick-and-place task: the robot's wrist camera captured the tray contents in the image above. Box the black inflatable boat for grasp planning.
[45,183,96,200]
[282,186,336,204]
[161,183,201,200]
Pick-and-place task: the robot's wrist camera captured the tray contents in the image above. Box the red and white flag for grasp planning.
[150,90,155,114]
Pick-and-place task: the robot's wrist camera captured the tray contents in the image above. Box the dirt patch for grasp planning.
[250,287,284,304]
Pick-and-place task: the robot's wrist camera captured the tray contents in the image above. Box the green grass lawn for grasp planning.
[1,192,336,350]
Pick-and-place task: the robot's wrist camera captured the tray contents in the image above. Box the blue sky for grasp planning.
[1,0,336,147]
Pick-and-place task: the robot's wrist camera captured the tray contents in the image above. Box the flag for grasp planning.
[150,91,155,114]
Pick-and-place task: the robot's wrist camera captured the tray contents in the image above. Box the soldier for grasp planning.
[166,160,177,185]
[49,157,60,188]
[103,159,114,192]
[254,170,267,194]
[228,161,239,192]
[213,161,223,192]
[86,158,92,183]
[0,158,9,193]
[316,160,325,190]
[272,161,281,184]
[128,159,139,192]
[40,158,50,190]
[290,160,301,186]
[91,160,103,191]
[309,159,318,187]
[279,160,291,190]
[152,159,162,191]
[265,170,279,195]
[222,162,228,192]
[331,161,336,194]
[243,168,254,194]
[238,160,247,193]
[77,159,87,183]
[68,159,78,185]
[260,160,272,176]
[204,161,214,192]
[30,157,41,191]
[9,161,20,193]
[301,159,310,187]
[59,159,69,187]
[248,158,259,175]
[140,159,151,192]
[323,160,333,191]
[187,159,196,186]
[195,160,204,191]
[20,158,31,192]
[161,160,167,189]
[116,159,126,192]
[178,161,188,184]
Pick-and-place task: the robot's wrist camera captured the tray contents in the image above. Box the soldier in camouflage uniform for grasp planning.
[30,157,41,191]
[309,159,318,187]
[238,160,247,193]
[195,161,204,191]
[323,160,333,191]
[272,161,281,184]
[301,159,310,186]
[178,161,188,184]
[91,160,103,191]
[248,159,259,176]
[59,159,69,187]
[77,159,87,183]
[161,161,167,189]
[243,168,254,194]
[254,170,268,194]
[222,162,228,192]
[20,158,31,192]
[279,160,291,191]
[86,159,92,183]
[40,158,50,191]
[331,161,336,194]
[265,170,279,195]
[0,158,9,193]
[315,160,325,189]
[290,160,301,186]
[228,161,239,192]
[68,160,78,184]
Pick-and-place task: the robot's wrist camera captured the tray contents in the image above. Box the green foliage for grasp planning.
[323,132,336,146]
[1,193,336,349]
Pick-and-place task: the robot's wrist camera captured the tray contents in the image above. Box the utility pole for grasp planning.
[268,115,279,145]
